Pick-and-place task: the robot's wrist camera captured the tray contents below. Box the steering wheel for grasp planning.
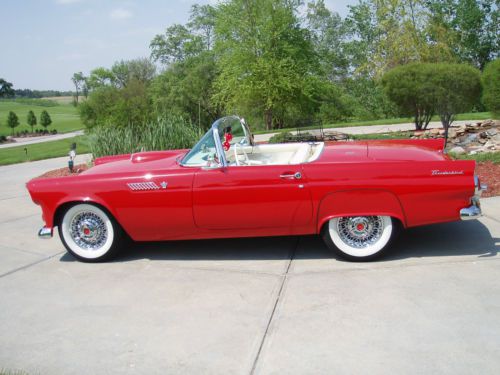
[233,143,250,166]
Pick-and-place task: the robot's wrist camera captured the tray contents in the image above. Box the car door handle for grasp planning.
[280,172,302,180]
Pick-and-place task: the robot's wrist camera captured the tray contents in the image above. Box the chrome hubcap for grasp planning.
[69,212,107,250]
[337,216,383,248]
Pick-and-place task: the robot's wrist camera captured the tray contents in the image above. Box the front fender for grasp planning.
[316,189,407,232]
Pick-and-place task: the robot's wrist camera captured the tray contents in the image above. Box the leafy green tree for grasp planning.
[213,0,318,130]
[307,0,349,81]
[430,63,482,139]
[86,67,116,91]
[427,0,499,69]
[150,24,203,65]
[151,52,220,129]
[0,79,15,98]
[7,111,19,135]
[188,4,217,51]
[482,59,500,118]
[111,58,156,88]
[40,110,52,129]
[382,63,437,130]
[27,110,37,133]
[72,72,86,105]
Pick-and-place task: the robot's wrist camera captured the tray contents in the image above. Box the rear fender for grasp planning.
[317,189,406,232]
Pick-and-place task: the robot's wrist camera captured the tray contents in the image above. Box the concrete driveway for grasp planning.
[0,157,499,375]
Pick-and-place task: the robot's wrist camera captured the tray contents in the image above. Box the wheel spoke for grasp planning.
[336,216,384,249]
[69,212,108,251]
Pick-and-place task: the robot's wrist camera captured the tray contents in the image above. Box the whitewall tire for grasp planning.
[322,216,397,261]
[59,203,123,262]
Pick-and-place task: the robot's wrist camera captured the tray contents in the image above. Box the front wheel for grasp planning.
[321,216,397,261]
[58,203,124,262]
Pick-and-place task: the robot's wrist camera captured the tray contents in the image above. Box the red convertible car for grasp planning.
[27,116,486,262]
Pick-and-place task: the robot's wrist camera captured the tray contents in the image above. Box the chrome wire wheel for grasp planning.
[60,204,116,260]
[69,211,108,250]
[327,215,393,259]
[336,216,384,249]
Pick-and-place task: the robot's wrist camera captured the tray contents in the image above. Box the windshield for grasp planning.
[181,129,219,166]
[181,116,252,167]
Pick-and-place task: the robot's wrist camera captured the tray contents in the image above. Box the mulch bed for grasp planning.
[35,161,499,197]
[476,162,499,198]
[35,164,89,179]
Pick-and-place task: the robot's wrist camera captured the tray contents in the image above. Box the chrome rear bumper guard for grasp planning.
[38,226,53,239]
[460,175,487,221]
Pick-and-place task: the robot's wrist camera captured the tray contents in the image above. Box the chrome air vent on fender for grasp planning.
[127,182,160,191]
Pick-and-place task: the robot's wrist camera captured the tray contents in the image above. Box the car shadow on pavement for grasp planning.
[294,219,499,263]
[59,220,498,263]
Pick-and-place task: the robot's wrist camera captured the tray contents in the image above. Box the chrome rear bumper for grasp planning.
[460,175,487,221]
[460,197,482,220]
[38,227,53,239]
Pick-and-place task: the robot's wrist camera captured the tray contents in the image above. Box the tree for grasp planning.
[482,59,500,118]
[40,110,52,129]
[213,0,318,130]
[150,24,203,65]
[111,58,156,88]
[430,63,482,140]
[0,79,15,98]
[7,111,19,135]
[382,63,436,130]
[426,0,499,69]
[27,110,37,133]
[72,72,86,105]
[307,0,349,81]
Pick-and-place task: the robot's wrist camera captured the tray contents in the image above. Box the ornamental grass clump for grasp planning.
[88,115,203,158]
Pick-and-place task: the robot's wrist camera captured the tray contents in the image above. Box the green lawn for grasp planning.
[0,136,90,166]
[0,100,84,137]
[253,112,492,135]
[450,151,500,164]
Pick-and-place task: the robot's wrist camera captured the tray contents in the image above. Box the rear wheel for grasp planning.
[321,215,396,261]
[58,203,124,262]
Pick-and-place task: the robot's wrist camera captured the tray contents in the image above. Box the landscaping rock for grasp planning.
[450,146,466,154]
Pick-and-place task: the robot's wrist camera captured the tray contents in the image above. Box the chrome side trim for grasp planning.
[38,226,53,239]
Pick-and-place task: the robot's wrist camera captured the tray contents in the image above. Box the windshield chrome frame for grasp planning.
[180,116,252,168]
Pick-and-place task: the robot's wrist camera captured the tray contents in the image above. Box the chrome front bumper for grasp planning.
[38,226,53,239]
[460,175,487,221]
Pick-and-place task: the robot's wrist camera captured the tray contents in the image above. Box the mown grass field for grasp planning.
[0,100,83,137]
[0,136,90,166]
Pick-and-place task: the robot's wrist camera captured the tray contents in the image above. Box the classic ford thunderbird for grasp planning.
[27,116,486,262]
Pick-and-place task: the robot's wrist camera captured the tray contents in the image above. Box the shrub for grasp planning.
[40,110,52,129]
[482,59,500,118]
[382,63,436,130]
[268,132,295,144]
[429,63,481,138]
[6,111,19,135]
[27,110,37,133]
[88,115,203,158]
[383,63,481,137]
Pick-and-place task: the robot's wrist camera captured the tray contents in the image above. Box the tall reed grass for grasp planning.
[88,115,203,158]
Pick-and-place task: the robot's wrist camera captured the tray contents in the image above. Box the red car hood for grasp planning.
[84,150,188,175]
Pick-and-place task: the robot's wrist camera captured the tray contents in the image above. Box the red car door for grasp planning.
[192,165,313,230]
